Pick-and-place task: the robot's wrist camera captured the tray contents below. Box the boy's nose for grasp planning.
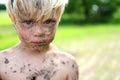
[33,26,45,37]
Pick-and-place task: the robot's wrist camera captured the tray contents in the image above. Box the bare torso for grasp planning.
[0,44,78,80]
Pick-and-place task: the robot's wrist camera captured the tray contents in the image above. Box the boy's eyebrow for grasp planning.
[11,0,14,8]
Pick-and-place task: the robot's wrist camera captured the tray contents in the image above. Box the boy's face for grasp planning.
[14,17,58,50]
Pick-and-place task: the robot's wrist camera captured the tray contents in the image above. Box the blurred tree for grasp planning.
[65,0,82,14]
[0,4,6,10]
[64,0,118,23]
[115,0,120,6]
[82,0,117,23]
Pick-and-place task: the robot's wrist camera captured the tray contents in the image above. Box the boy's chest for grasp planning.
[2,69,59,80]
[1,58,66,80]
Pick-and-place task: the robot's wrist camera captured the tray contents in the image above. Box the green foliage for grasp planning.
[0,4,6,10]
[81,0,117,23]
[65,0,82,14]
[64,0,119,23]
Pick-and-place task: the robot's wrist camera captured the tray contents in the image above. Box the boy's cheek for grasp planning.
[18,33,28,42]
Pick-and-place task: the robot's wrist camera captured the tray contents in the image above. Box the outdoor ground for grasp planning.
[0,11,120,80]
[56,25,120,80]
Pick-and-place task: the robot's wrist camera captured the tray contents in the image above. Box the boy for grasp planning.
[0,0,79,80]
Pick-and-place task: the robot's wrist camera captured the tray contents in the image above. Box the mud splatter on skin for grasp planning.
[28,64,31,67]
[72,64,75,68]
[4,58,9,64]
[47,26,56,35]
[27,64,32,72]
[13,71,17,73]
[61,61,66,65]
[31,76,36,80]
[50,60,57,67]
[5,72,7,74]
[27,69,57,80]
[29,69,32,72]
[52,71,56,76]
[39,70,51,80]
[42,58,46,63]
[20,65,26,73]
[9,66,17,73]
[76,70,79,80]
[10,67,13,70]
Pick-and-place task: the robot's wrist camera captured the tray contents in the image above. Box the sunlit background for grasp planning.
[0,0,120,80]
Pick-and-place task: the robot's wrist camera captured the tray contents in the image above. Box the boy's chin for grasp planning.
[30,44,50,51]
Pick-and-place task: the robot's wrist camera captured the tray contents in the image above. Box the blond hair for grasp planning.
[6,0,68,22]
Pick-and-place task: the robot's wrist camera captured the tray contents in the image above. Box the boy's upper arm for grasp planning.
[60,52,79,80]
[67,60,79,80]
[0,53,2,79]
[0,52,5,80]
[0,52,4,71]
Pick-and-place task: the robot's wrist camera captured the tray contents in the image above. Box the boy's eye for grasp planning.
[43,19,56,24]
[24,20,33,25]
[22,20,34,28]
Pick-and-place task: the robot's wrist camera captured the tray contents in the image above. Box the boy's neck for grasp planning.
[17,42,50,55]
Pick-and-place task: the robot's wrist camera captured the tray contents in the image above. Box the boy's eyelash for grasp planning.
[22,19,56,25]
[23,20,33,24]
[44,19,56,24]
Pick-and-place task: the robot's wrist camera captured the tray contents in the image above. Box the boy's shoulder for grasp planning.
[57,50,76,62]
[0,48,13,65]
[51,49,79,80]
[50,44,76,63]
[0,48,12,56]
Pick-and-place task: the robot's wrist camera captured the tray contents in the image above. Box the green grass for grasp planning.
[0,10,12,26]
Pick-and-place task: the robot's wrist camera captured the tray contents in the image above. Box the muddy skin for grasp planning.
[50,60,57,66]
[28,64,31,67]
[26,68,57,80]
[76,70,79,78]
[9,67,17,73]
[29,69,32,72]
[5,72,7,74]
[4,58,9,64]
[31,76,36,80]
[10,67,13,70]
[20,65,26,73]
[40,70,51,80]
[72,64,75,68]
[28,64,32,72]
[16,3,30,21]
[74,68,79,80]
[61,61,66,65]
[13,71,17,73]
